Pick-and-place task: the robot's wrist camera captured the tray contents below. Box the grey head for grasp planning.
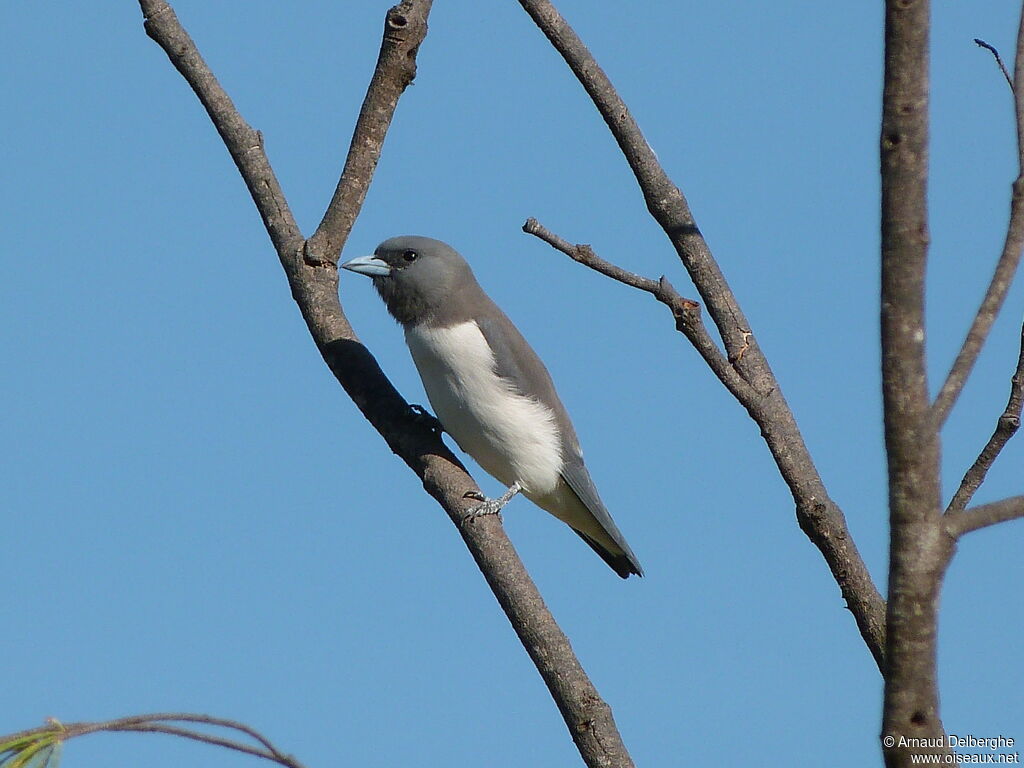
[342,236,482,326]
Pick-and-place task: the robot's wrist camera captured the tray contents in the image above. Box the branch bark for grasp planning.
[879,1,952,765]
[516,0,888,672]
[945,495,1024,538]
[522,219,762,420]
[947,323,1024,512]
[932,15,1024,426]
[139,3,634,766]
[304,7,429,266]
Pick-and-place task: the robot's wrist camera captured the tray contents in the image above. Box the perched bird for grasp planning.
[343,236,643,578]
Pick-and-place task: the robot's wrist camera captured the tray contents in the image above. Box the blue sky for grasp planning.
[3,2,1023,767]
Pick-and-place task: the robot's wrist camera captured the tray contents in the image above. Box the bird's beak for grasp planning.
[341,255,391,277]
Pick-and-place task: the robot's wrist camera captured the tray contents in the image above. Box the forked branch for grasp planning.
[945,495,1024,537]
[522,219,760,410]
[138,3,634,766]
[517,0,887,671]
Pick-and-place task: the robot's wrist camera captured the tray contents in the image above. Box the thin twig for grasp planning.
[945,495,1024,538]
[933,23,1024,425]
[105,725,298,767]
[139,4,635,767]
[104,713,288,760]
[974,38,1014,91]
[1,714,306,768]
[946,324,1024,512]
[516,1,751,362]
[517,0,888,672]
[522,218,761,406]
[524,217,662,293]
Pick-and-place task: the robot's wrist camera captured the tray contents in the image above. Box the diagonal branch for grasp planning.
[139,1,303,258]
[138,4,635,767]
[932,21,1024,426]
[947,323,1024,512]
[974,38,1014,90]
[970,39,1011,90]
[304,7,429,266]
[945,495,1024,538]
[522,219,761,412]
[515,1,748,363]
[516,0,888,672]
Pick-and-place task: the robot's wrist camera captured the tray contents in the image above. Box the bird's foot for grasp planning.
[462,481,522,523]
[409,403,443,434]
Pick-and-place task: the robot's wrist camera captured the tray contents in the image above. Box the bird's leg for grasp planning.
[462,481,522,522]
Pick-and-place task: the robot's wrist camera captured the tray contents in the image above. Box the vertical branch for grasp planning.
[879,0,951,765]
[932,14,1024,426]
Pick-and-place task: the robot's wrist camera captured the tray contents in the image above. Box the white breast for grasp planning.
[404,321,563,496]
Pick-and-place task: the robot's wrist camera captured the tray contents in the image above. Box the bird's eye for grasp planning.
[402,250,418,262]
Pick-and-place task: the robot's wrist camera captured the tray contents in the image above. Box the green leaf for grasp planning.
[0,735,45,757]
[23,742,60,768]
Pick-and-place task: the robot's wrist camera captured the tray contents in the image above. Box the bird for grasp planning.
[342,236,643,578]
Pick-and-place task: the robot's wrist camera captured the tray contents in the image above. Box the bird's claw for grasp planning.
[463,499,504,522]
[461,481,522,524]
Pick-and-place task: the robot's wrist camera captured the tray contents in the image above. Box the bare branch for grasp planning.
[139,4,635,766]
[522,218,762,411]
[517,0,888,672]
[305,3,433,266]
[945,495,1024,538]
[879,1,952,765]
[933,20,1024,425]
[974,38,1014,91]
[139,0,302,259]
[947,324,1024,512]
[514,1,749,362]
[524,217,664,293]
[1,714,306,768]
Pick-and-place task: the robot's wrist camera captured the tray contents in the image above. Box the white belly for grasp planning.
[404,321,563,495]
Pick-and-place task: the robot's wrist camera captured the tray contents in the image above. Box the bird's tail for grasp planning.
[573,529,644,579]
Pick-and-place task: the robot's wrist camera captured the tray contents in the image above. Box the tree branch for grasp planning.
[947,323,1024,512]
[516,0,888,672]
[304,5,430,266]
[1,714,306,768]
[974,38,1015,90]
[522,218,762,414]
[138,4,635,766]
[139,0,303,259]
[932,22,1024,425]
[524,217,670,294]
[945,495,1024,538]
[879,1,952,765]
